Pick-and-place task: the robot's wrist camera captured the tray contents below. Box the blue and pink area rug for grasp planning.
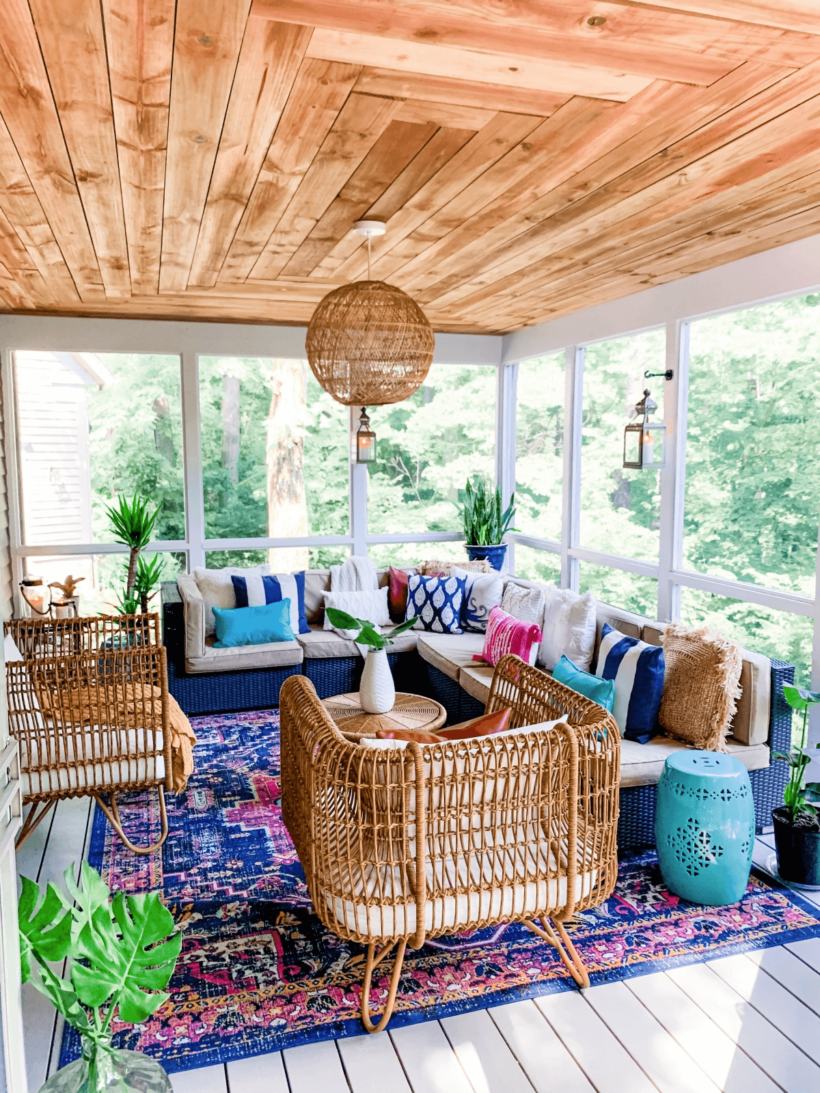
[61,708,820,1075]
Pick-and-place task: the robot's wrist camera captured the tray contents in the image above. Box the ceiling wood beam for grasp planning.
[644,1,820,36]
[353,69,570,117]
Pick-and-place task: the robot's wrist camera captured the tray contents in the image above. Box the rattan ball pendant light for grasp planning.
[306,220,435,409]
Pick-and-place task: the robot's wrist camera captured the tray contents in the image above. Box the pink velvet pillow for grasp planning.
[474,606,542,668]
[388,567,412,622]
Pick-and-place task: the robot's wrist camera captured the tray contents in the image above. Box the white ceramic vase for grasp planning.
[360,647,395,714]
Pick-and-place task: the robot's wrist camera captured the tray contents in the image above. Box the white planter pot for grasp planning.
[360,648,395,714]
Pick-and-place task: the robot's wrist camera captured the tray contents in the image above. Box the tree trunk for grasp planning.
[265,360,309,572]
[126,547,139,599]
[222,372,240,486]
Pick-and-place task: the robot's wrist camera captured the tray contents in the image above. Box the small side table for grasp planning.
[655,750,755,906]
[324,692,446,738]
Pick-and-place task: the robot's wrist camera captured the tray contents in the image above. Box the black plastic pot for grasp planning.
[772,807,820,888]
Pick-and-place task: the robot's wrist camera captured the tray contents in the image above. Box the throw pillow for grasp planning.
[405,573,467,634]
[194,565,271,635]
[450,565,504,632]
[360,717,564,750]
[538,588,596,672]
[501,582,546,626]
[231,571,309,635]
[553,654,615,712]
[659,623,743,752]
[323,588,390,637]
[419,559,492,577]
[435,708,511,739]
[212,601,294,648]
[595,623,665,744]
[388,566,416,622]
[474,605,541,668]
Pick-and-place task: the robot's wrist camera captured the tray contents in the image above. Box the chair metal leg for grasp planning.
[361,939,407,1033]
[15,800,56,850]
[93,785,169,856]
[525,915,590,989]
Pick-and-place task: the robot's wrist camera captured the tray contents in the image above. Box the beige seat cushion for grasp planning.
[304,570,331,625]
[458,662,496,705]
[416,632,485,681]
[185,637,303,674]
[297,623,419,659]
[620,734,769,788]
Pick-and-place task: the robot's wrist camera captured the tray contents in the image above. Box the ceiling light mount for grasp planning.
[353,219,386,239]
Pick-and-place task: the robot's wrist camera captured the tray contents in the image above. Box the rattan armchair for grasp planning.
[280,654,620,1033]
[5,613,172,855]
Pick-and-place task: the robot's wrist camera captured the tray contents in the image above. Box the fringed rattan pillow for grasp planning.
[659,624,743,752]
[419,558,492,576]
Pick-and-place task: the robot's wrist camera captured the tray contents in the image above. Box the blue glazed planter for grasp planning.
[466,543,507,571]
[655,750,755,906]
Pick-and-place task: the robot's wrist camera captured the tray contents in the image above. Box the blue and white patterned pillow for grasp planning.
[450,565,504,633]
[405,573,467,634]
[231,571,309,635]
[595,623,665,744]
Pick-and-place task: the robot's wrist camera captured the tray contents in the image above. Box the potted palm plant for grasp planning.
[773,683,820,888]
[104,493,160,614]
[326,608,416,713]
[19,861,180,1091]
[459,478,516,571]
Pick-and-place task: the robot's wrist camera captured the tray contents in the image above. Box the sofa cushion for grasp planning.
[458,662,495,705]
[304,570,331,624]
[416,632,486,681]
[297,623,419,659]
[620,735,769,788]
[185,637,303,674]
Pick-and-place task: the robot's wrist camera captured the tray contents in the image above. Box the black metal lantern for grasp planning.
[623,389,666,469]
[355,407,376,463]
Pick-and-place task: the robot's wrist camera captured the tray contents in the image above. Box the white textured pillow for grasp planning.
[501,582,546,625]
[193,565,271,635]
[451,566,504,632]
[538,588,597,672]
[323,587,390,638]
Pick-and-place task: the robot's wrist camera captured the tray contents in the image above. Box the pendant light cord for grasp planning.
[367,234,372,280]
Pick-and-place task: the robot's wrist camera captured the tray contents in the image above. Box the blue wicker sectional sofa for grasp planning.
[161,571,792,849]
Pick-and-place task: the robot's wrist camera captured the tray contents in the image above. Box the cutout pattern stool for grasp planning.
[655,751,754,905]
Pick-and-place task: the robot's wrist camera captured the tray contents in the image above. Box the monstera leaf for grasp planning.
[63,861,114,939]
[18,875,72,981]
[71,890,181,1023]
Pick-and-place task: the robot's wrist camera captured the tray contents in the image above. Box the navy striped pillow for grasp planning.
[595,623,665,744]
[231,571,309,635]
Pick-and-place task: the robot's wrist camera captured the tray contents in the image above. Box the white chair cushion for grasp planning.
[20,727,165,796]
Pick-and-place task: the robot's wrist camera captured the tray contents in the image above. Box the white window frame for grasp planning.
[0,316,502,614]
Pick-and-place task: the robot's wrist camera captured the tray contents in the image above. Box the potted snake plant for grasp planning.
[459,478,516,571]
[772,683,820,888]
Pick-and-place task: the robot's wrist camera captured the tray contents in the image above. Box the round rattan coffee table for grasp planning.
[324,692,446,737]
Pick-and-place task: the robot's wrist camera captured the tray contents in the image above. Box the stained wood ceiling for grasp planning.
[1,1,820,334]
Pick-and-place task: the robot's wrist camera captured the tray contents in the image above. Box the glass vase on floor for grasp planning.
[40,1035,172,1093]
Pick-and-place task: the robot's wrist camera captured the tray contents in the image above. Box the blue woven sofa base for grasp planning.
[167,657,300,716]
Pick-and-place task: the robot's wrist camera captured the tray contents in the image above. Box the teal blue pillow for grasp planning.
[553,654,615,712]
[213,601,294,648]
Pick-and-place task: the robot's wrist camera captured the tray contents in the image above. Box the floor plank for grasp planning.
[627,972,780,1093]
[489,999,594,1093]
[14,802,54,882]
[669,961,820,1091]
[584,980,719,1093]
[745,946,820,1018]
[284,1040,350,1093]
[170,1064,228,1093]
[534,990,656,1093]
[338,1032,412,1093]
[786,936,820,974]
[227,1051,289,1093]
[390,1020,475,1093]
[442,1009,534,1093]
[709,954,820,1065]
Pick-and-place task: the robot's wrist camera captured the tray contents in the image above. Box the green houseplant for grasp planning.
[326,608,416,715]
[459,478,516,571]
[104,494,160,613]
[772,683,820,887]
[19,861,180,1092]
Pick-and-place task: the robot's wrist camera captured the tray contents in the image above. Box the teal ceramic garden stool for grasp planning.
[655,751,755,905]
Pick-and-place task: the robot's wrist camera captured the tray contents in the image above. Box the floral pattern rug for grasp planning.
[61,709,820,1075]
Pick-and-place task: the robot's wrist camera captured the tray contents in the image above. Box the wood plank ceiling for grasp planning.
[1,1,820,334]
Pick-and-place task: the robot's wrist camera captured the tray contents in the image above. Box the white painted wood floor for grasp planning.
[17,797,820,1093]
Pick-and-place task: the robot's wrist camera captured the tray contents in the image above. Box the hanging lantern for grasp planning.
[355,407,376,463]
[306,221,435,407]
[623,389,666,470]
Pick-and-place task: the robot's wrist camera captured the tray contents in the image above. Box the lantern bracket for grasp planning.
[644,369,674,381]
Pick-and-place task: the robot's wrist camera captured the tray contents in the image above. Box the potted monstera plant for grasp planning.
[459,478,516,571]
[773,683,820,888]
[19,861,180,1092]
